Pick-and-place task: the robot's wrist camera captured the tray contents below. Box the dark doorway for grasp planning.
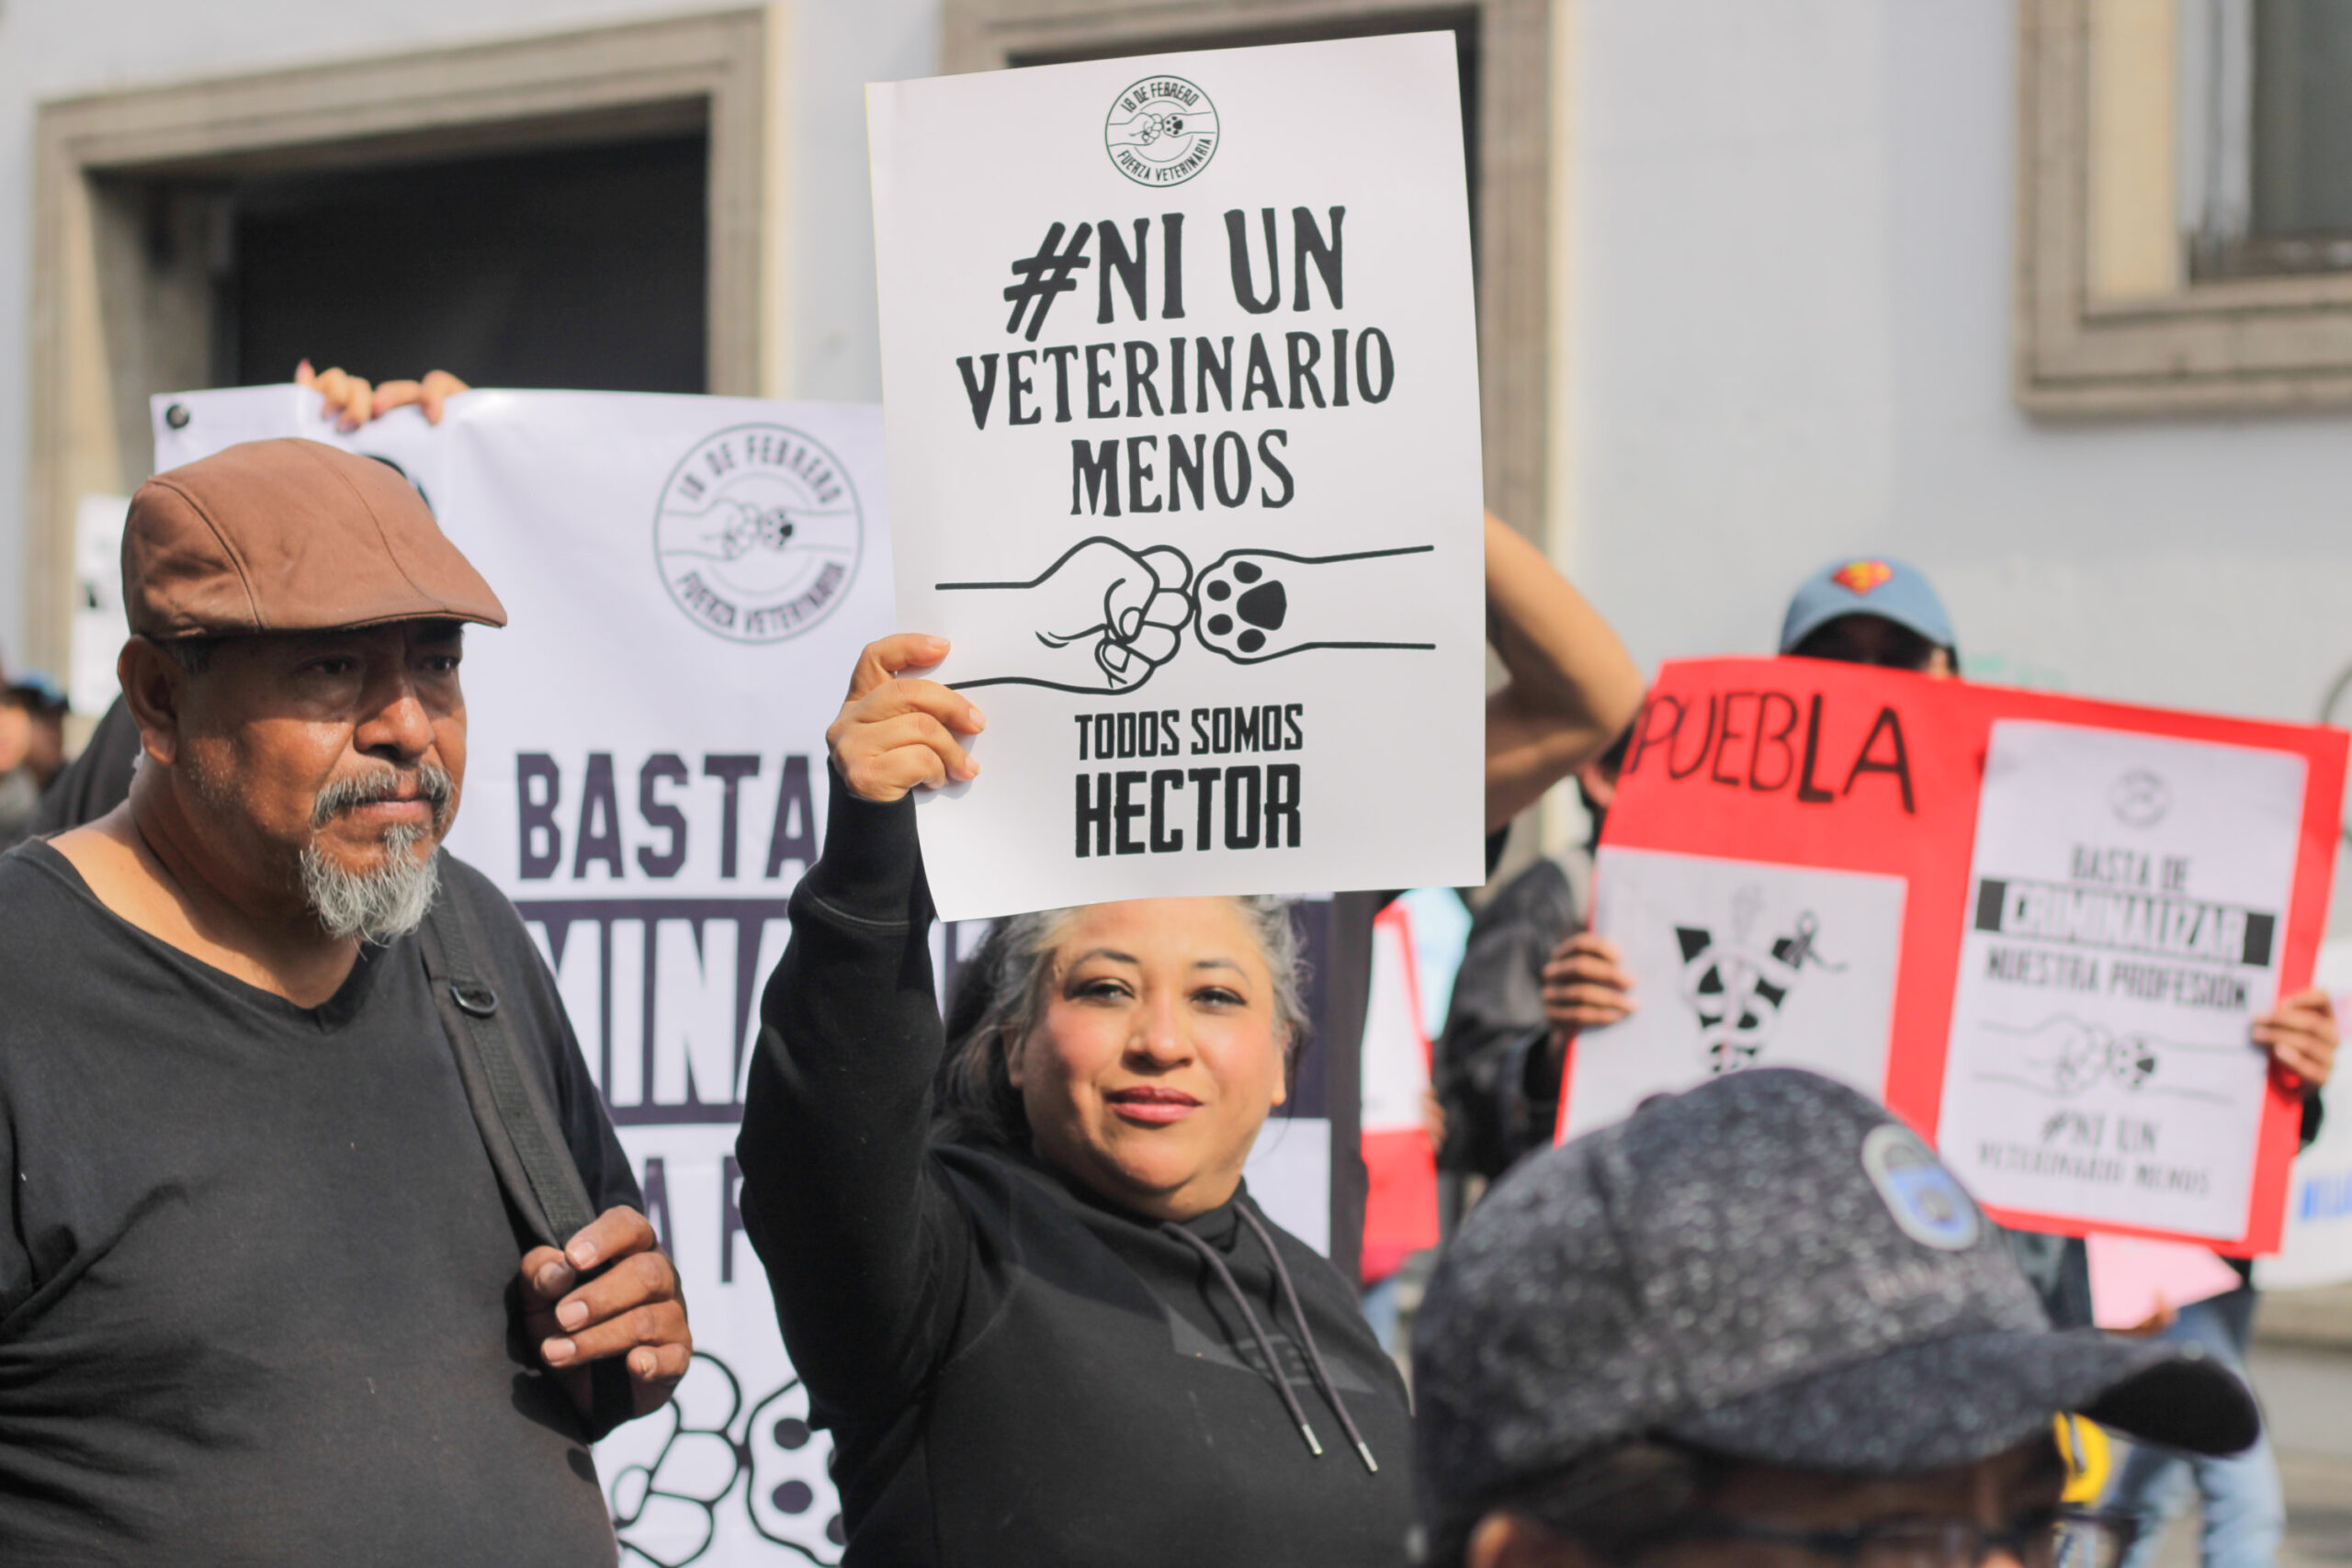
[216,133,707,392]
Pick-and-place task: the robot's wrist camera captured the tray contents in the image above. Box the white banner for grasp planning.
[867,33,1487,920]
[150,386,1334,1564]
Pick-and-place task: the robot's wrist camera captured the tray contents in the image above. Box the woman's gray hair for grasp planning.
[933,897,1312,1148]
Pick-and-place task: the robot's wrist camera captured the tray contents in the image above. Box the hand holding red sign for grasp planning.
[2252,987,2338,1091]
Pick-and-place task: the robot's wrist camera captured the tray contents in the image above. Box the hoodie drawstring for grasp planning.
[1160,1213,1379,1475]
[1236,1205,1380,1474]
[1161,1222,1325,1458]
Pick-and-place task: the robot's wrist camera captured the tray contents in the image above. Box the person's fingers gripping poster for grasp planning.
[868,34,1487,919]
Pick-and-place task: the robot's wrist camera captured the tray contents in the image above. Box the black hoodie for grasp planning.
[736,773,1416,1568]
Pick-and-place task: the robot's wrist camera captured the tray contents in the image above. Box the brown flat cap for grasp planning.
[125,438,506,638]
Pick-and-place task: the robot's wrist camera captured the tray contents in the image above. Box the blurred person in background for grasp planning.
[0,669,69,850]
[7,672,69,786]
[1410,1067,2261,1568]
[1434,723,1627,1186]
[1436,558,1967,1191]
[0,674,39,851]
[1359,516,1643,1343]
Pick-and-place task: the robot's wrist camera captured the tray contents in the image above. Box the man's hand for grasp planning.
[519,1206,690,1420]
[2254,987,2337,1094]
[296,360,470,429]
[827,634,986,801]
[1541,931,1638,1039]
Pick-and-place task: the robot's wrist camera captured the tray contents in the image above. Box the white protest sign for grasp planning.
[868,33,1487,921]
[68,493,130,718]
[1564,847,1907,1139]
[1936,722,2305,1242]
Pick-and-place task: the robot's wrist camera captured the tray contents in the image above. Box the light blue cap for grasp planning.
[1778,557,1956,656]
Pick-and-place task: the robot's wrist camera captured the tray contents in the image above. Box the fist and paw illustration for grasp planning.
[937,536,1436,693]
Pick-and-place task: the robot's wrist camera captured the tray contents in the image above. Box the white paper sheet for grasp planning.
[867,33,1487,919]
[1563,847,1907,1138]
[1936,722,2304,1241]
[68,493,129,718]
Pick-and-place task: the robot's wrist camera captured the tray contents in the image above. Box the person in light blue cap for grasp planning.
[1443,558,1970,1199]
[1777,555,1959,672]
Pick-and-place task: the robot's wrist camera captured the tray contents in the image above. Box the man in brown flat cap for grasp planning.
[0,439,686,1564]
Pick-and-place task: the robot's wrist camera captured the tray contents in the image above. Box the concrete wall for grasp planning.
[0,0,940,667]
[1567,0,2352,729]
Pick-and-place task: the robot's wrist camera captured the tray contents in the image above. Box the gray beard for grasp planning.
[300,824,440,943]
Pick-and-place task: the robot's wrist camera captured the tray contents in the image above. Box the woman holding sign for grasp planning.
[736,634,1416,1568]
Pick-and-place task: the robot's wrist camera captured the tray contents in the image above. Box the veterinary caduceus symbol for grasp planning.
[1673,889,1843,1075]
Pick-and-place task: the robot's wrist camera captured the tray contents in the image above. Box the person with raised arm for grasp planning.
[736,632,1420,1568]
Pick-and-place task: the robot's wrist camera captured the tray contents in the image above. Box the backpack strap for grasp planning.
[418,858,599,1251]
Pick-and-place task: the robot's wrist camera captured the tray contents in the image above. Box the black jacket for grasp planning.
[29,694,141,837]
[735,773,1415,1568]
[1435,853,1587,1180]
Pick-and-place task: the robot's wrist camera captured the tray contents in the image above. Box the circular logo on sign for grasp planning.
[653,424,864,644]
[1105,76,1219,187]
[2109,768,2171,829]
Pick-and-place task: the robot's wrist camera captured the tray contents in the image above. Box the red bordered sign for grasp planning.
[1560,657,2346,1257]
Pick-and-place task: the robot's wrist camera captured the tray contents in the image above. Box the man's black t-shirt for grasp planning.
[0,840,639,1565]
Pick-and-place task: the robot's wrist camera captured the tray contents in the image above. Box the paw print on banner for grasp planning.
[745,1379,844,1562]
[610,1352,743,1568]
[1199,558,1288,657]
[1191,545,1438,665]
